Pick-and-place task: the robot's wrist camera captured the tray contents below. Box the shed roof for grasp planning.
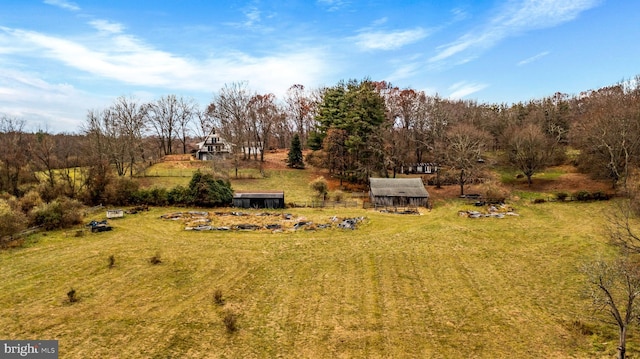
[233,191,284,199]
[369,178,429,198]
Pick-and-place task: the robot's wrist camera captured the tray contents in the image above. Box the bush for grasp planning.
[108,255,115,269]
[556,192,569,201]
[188,171,233,207]
[0,199,28,238]
[574,190,592,202]
[105,177,140,206]
[149,252,162,265]
[213,289,225,306]
[67,288,78,303]
[591,191,611,201]
[533,198,546,204]
[332,190,345,202]
[477,181,510,204]
[168,185,191,206]
[310,177,328,199]
[223,310,238,333]
[18,190,44,214]
[132,187,169,206]
[30,197,84,230]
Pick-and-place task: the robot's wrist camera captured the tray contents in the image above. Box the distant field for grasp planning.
[137,158,327,203]
[0,199,627,358]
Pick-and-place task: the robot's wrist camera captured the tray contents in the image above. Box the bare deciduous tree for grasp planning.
[285,84,315,149]
[248,93,283,162]
[0,116,31,196]
[444,123,490,196]
[574,84,640,189]
[147,94,193,156]
[209,82,252,161]
[582,257,640,359]
[505,123,555,186]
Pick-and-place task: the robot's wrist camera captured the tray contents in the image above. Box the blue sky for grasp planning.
[0,0,637,132]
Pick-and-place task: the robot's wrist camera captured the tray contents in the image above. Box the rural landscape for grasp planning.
[2,76,640,358]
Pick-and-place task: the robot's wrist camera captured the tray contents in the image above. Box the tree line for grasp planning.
[2,75,640,202]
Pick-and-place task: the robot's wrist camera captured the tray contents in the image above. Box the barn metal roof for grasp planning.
[369,178,429,198]
[233,191,284,199]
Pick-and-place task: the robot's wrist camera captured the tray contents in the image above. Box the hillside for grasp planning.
[0,152,628,358]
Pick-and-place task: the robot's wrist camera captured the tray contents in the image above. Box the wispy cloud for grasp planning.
[243,6,261,27]
[354,28,428,51]
[518,51,550,66]
[43,0,80,12]
[448,81,488,99]
[317,0,349,12]
[0,68,100,131]
[430,0,601,64]
[89,20,125,35]
[1,26,328,96]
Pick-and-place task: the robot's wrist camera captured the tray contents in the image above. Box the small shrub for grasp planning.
[74,230,84,237]
[591,191,611,201]
[213,289,225,306]
[108,255,115,269]
[18,190,44,213]
[223,311,238,333]
[168,185,191,206]
[310,177,328,200]
[533,198,546,204]
[67,288,78,303]
[569,320,594,336]
[30,197,84,230]
[149,253,162,265]
[556,192,569,201]
[574,190,592,202]
[332,190,345,202]
[0,199,28,238]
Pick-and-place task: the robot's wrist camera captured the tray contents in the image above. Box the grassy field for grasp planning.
[0,197,627,358]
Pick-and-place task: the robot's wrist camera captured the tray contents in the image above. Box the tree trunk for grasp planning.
[459,169,465,196]
[618,325,626,359]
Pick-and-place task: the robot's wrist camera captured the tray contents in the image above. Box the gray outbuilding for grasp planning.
[369,178,429,208]
[232,191,285,209]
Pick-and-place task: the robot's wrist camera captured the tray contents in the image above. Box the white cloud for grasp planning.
[89,20,125,35]
[430,0,601,64]
[0,69,103,132]
[1,25,329,98]
[317,0,349,12]
[448,81,488,99]
[354,28,428,51]
[43,0,80,12]
[244,6,261,27]
[517,51,550,66]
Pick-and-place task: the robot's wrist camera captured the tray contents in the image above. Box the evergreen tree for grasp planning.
[287,134,305,169]
[188,170,233,207]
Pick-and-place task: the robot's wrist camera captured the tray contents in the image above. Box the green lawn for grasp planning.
[0,199,626,358]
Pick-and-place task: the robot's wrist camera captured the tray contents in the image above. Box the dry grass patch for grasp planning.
[0,202,630,358]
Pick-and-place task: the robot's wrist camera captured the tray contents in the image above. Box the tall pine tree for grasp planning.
[287,134,305,169]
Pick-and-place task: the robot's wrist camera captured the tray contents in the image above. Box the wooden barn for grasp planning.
[233,191,285,209]
[369,178,429,208]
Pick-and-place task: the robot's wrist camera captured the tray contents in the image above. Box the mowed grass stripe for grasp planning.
[0,201,625,357]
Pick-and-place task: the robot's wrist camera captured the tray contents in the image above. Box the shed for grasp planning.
[369,178,429,208]
[106,209,124,219]
[233,191,285,209]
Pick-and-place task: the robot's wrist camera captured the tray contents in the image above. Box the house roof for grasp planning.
[369,178,429,198]
[233,191,284,199]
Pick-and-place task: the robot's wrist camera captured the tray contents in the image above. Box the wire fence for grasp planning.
[287,200,360,208]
